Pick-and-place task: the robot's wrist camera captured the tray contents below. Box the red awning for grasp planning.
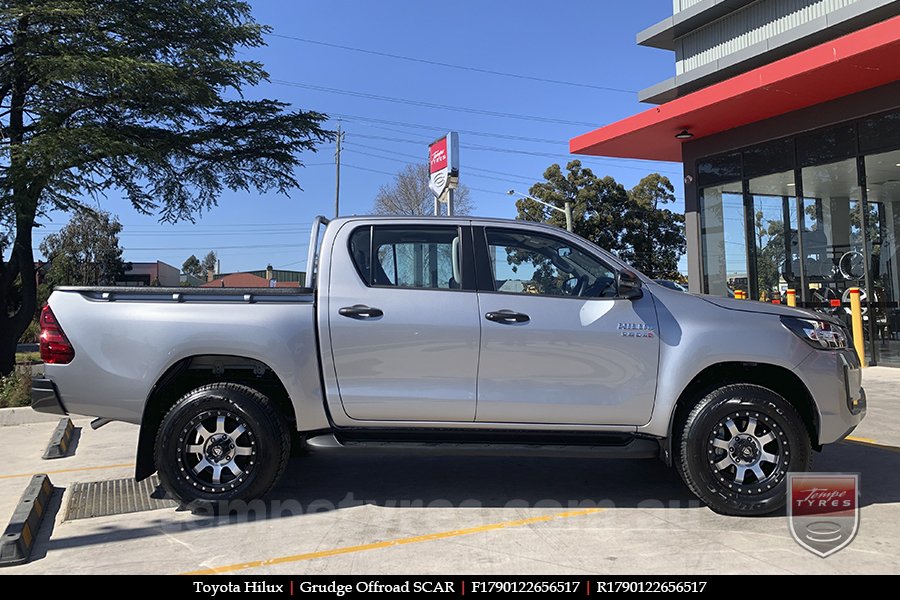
[570,15,900,162]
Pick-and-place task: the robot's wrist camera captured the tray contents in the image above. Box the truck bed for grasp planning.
[41,286,324,427]
[56,285,314,301]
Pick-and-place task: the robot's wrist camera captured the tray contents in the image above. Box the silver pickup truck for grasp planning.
[32,216,866,515]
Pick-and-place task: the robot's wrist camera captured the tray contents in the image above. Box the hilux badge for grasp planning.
[617,322,655,338]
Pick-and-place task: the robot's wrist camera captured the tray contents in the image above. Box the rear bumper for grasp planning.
[31,378,67,416]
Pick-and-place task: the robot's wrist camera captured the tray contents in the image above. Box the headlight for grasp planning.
[780,316,849,350]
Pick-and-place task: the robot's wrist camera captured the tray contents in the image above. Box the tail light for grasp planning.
[40,305,75,364]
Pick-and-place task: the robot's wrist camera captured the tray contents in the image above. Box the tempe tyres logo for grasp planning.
[788,473,859,557]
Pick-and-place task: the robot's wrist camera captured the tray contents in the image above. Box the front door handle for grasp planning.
[485,310,530,324]
[339,304,384,319]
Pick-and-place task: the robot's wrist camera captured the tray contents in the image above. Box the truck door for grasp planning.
[474,226,659,425]
[327,223,480,422]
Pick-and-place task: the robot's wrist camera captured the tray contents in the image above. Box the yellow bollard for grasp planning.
[848,287,865,367]
[786,288,796,307]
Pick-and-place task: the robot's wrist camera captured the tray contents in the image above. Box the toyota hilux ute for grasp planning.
[31,216,866,515]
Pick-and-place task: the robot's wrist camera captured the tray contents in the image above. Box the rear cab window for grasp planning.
[350,226,463,290]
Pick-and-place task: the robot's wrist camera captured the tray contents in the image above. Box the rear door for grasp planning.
[474,225,659,425]
[327,223,480,422]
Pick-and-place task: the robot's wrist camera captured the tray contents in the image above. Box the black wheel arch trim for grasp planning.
[663,361,821,468]
[135,355,295,482]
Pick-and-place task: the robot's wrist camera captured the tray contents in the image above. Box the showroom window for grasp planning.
[699,181,745,297]
[748,170,797,302]
[695,108,900,365]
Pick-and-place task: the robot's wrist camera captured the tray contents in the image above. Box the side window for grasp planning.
[349,226,462,290]
[485,228,618,298]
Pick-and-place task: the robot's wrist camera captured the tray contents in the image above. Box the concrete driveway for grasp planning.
[1,368,898,575]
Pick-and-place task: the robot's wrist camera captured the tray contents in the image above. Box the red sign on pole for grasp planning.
[429,137,448,174]
[428,132,458,198]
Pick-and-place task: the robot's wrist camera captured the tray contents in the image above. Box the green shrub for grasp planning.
[0,367,31,408]
[18,319,40,344]
[16,352,42,365]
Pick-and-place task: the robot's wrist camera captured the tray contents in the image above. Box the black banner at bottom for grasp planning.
[22,575,879,595]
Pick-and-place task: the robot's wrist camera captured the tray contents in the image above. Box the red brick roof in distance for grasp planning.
[200,273,301,288]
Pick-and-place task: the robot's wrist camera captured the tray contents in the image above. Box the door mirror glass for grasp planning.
[617,269,643,300]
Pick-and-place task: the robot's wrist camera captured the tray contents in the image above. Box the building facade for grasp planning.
[571,0,900,365]
[116,261,180,287]
[208,265,306,288]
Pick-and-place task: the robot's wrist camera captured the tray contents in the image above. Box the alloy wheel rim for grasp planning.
[706,409,789,495]
[177,409,257,493]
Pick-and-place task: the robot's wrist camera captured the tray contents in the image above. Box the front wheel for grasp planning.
[154,382,291,509]
[676,384,811,516]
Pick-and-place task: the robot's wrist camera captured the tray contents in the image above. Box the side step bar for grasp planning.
[306,432,660,459]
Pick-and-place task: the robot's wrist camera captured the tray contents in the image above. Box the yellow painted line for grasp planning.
[846,435,876,444]
[844,436,900,453]
[183,507,605,576]
[0,463,133,480]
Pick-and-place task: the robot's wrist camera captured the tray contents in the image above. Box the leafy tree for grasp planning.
[0,0,331,374]
[517,161,626,252]
[182,255,203,278]
[620,174,685,279]
[202,251,218,275]
[39,211,124,286]
[515,161,685,279]
[753,210,784,301]
[373,164,473,216]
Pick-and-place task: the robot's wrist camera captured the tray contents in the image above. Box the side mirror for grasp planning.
[617,269,643,300]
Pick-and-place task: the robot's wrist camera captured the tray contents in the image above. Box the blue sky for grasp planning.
[34,0,684,275]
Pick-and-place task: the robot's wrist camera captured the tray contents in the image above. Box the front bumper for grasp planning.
[796,348,865,445]
[31,378,67,416]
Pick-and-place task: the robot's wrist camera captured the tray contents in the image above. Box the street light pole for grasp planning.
[334,123,343,219]
[508,190,573,232]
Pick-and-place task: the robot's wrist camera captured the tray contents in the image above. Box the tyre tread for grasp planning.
[154,382,291,507]
[676,383,810,516]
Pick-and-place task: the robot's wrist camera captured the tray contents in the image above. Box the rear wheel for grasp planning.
[676,384,811,516]
[154,383,290,508]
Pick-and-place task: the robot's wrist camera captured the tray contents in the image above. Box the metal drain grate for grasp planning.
[66,476,177,520]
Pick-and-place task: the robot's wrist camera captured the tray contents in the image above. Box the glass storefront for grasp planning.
[749,170,796,303]
[864,148,900,365]
[699,181,744,297]
[696,109,900,365]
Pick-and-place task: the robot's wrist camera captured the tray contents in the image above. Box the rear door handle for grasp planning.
[339,305,384,319]
[485,310,530,324]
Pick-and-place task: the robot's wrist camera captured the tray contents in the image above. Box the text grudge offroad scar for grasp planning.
[32,216,865,515]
